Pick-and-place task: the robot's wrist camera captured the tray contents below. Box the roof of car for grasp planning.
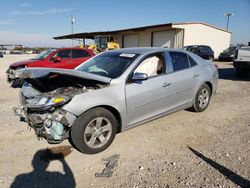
[106,47,179,54]
[184,45,211,48]
[56,47,91,51]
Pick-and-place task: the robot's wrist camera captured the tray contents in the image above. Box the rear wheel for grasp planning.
[70,107,117,154]
[190,84,211,112]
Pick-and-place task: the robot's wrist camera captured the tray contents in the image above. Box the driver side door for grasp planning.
[125,52,173,126]
[50,49,73,69]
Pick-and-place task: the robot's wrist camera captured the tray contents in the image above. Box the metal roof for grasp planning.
[54,23,173,40]
[53,22,230,40]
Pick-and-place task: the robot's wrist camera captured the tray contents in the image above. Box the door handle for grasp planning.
[193,74,199,78]
[162,82,172,87]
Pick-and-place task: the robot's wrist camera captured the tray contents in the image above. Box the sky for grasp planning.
[0,0,249,47]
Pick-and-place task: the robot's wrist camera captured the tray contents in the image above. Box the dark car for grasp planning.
[0,52,3,58]
[218,46,237,61]
[184,45,214,60]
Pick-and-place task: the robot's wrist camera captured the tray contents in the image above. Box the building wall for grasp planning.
[174,29,184,48]
[112,27,183,48]
[172,23,231,58]
[111,23,231,59]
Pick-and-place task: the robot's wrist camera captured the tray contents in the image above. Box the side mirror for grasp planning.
[54,56,61,63]
[132,72,148,81]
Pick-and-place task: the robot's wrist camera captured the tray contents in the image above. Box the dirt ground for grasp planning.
[0,54,249,188]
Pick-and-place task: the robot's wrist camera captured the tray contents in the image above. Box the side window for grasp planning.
[134,53,165,78]
[188,55,197,67]
[56,50,72,59]
[203,46,212,52]
[169,52,189,71]
[72,50,90,58]
[198,47,203,52]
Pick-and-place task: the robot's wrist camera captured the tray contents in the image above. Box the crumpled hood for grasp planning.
[10,59,40,68]
[15,68,111,92]
[16,67,111,84]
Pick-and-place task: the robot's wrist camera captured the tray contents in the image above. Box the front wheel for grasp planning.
[190,84,211,112]
[70,107,117,154]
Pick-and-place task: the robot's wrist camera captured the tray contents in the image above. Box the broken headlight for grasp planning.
[25,96,70,111]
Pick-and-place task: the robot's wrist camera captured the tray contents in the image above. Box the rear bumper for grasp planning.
[233,61,250,69]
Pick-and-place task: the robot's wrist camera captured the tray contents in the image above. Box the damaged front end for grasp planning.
[13,68,110,144]
[15,91,76,144]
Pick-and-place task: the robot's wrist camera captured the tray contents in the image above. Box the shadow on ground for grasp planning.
[10,145,76,188]
[188,146,250,188]
[218,68,250,81]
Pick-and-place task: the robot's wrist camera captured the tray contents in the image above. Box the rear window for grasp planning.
[202,46,213,52]
[56,50,72,59]
[72,50,90,58]
[169,52,189,71]
[185,46,198,53]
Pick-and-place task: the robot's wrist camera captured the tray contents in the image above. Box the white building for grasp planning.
[54,22,232,59]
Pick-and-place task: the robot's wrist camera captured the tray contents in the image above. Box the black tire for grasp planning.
[70,107,117,154]
[235,68,249,78]
[190,84,211,112]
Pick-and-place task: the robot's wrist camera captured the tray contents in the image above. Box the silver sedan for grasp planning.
[14,48,218,154]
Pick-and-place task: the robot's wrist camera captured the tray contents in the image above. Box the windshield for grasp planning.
[31,49,56,60]
[77,52,139,78]
[185,46,198,53]
[224,47,236,53]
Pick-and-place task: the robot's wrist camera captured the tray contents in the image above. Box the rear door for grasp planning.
[167,51,200,107]
[70,49,92,68]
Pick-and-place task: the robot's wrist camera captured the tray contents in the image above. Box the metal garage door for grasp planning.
[123,34,139,48]
[152,30,175,48]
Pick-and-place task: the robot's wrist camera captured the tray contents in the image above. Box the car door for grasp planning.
[125,53,176,126]
[167,51,200,108]
[50,49,73,69]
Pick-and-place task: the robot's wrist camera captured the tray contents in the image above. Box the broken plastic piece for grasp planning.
[95,154,120,177]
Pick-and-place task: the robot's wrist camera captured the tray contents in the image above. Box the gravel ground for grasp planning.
[0,54,249,188]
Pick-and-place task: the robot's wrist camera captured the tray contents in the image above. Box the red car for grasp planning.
[7,47,95,87]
